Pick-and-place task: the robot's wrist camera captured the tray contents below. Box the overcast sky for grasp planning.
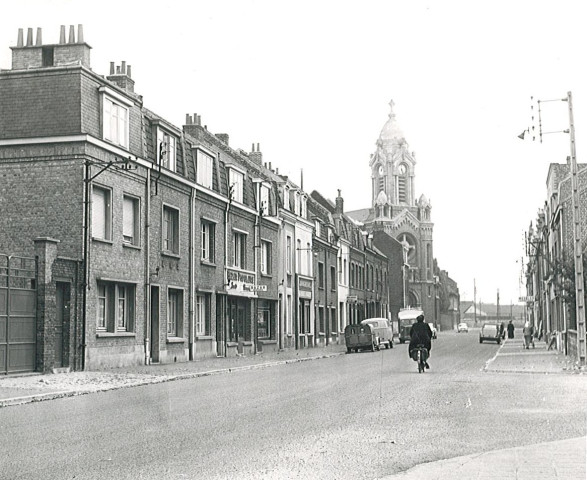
[2,0,586,305]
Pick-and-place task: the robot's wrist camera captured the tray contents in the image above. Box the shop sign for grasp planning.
[298,277,313,299]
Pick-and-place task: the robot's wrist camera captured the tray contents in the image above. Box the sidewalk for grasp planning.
[382,436,586,480]
[484,337,584,374]
[0,344,348,407]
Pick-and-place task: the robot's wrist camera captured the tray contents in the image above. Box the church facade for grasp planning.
[347,100,437,323]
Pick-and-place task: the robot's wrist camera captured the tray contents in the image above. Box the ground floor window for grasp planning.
[97,281,135,333]
[330,307,337,334]
[257,300,275,339]
[195,293,211,336]
[318,306,325,334]
[167,288,184,337]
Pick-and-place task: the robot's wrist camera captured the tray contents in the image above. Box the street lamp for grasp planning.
[520,92,586,366]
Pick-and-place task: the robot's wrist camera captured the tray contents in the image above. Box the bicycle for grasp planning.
[411,344,429,373]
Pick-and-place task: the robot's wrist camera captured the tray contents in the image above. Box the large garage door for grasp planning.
[0,255,37,375]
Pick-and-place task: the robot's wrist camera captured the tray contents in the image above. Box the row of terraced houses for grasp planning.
[0,26,407,374]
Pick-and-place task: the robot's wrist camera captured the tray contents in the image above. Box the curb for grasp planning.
[0,352,345,408]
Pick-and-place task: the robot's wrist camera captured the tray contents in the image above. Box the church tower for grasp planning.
[348,99,435,316]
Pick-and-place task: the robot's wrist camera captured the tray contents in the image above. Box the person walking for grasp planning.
[507,320,515,339]
[523,322,534,349]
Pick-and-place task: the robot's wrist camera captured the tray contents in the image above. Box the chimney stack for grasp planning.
[68,25,75,43]
[335,189,344,214]
[17,28,23,47]
[59,25,66,44]
[249,142,263,165]
[35,28,42,46]
[26,28,33,46]
[107,61,136,93]
[216,133,229,145]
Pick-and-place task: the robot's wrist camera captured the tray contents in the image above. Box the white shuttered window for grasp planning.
[92,186,111,240]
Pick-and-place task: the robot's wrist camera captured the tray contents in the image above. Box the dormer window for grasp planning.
[229,168,244,203]
[300,196,307,218]
[315,220,321,237]
[260,184,270,215]
[284,186,290,211]
[196,149,214,189]
[157,129,177,172]
[294,191,300,216]
[102,96,129,148]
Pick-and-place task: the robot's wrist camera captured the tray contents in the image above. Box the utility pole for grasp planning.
[497,289,500,321]
[473,279,477,325]
[566,92,586,366]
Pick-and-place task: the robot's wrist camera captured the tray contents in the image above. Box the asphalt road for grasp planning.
[1,331,585,480]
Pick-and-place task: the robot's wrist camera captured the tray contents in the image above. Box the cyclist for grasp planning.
[408,314,433,369]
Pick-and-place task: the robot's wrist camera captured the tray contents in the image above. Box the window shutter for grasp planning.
[92,188,106,239]
[123,197,134,241]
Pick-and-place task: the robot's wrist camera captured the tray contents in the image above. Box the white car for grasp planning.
[457,322,469,333]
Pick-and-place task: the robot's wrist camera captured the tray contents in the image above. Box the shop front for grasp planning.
[296,275,314,348]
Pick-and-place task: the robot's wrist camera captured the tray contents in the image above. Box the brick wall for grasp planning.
[0,69,82,139]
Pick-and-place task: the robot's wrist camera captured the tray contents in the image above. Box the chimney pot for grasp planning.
[110,62,115,75]
[276,168,279,175]
[121,60,126,74]
[257,143,260,151]
[127,65,132,78]
[116,65,121,74]
[197,115,201,126]
[59,25,66,44]
[269,162,272,171]
[251,143,255,152]
[35,28,42,46]
[77,24,84,43]
[68,25,75,43]
[185,114,191,125]
[26,28,33,46]
[17,28,23,47]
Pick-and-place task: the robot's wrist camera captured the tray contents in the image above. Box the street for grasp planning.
[1,331,585,480]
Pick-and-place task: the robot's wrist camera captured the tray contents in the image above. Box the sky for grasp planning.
[2,0,586,305]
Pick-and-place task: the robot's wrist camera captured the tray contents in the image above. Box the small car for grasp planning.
[428,323,438,339]
[479,323,501,344]
[361,318,394,349]
[457,322,469,333]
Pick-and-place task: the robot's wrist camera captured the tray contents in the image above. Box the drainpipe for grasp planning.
[81,161,90,370]
[144,168,151,365]
[223,171,231,358]
[189,186,195,360]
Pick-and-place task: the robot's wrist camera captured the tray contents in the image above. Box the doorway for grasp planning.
[150,286,160,363]
[55,282,71,368]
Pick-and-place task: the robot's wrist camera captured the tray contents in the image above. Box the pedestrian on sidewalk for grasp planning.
[499,322,505,339]
[523,322,534,349]
[507,320,515,339]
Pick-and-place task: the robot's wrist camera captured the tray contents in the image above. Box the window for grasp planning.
[294,192,300,216]
[157,129,177,172]
[167,288,183,337]
[229,169,244,203]
[163,206,179,254]
[257,304,272,339]
[331,307,337,334]
[306,242,311,274]
[233,231,246,269]
[338,257,342,283]
[261,241,271,275]
[300,196,307,218]
[201,220,215,262]
[195,293,210,336]
[318,262,324,289]
[344,259,347,285]
[315,220,321,237]
[96,281,135,333]
[284,186,290,210]
[286,236,292,273]
[260,184,270,216]
[104,97,129,148]
[318,306,325,334]
[331,266,336,291]
[123,195,140,245]
[196,150,214,188]
[92,185,112,241]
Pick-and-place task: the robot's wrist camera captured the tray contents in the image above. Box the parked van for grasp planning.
[361,318,394,349]
[397,308,424,343]
[344,323,378,353]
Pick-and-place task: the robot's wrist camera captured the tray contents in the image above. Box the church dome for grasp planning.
[378,99,407,146]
